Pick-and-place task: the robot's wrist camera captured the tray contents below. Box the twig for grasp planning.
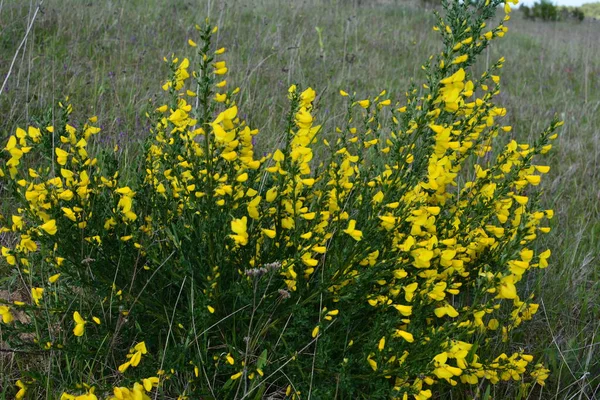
[155,276,187,400]
[189,304,251,347]
[540,299,581,391]
[0,0,44,98]
[190,279,216,398]
[0,347,45,355]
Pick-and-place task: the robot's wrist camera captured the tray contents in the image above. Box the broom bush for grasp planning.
[0,0,559,398]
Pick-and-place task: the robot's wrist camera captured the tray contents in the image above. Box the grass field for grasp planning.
[1,0,599,398]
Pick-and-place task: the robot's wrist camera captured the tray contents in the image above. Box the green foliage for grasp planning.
[581,2,600,19]
[520,0,585,22]
[533,0,559,21]
[571,7,585,21]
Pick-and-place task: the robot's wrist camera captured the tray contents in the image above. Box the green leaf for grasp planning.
[257,349,268,369]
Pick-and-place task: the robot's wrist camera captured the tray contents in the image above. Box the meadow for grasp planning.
[0,0,599,398]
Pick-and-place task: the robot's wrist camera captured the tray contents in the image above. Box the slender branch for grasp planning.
[0,0,44,99]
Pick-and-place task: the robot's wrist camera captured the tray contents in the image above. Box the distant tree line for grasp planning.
[418,0,588,22]
[520,0,585,22]
[420,0,480,6]
[581,2,600,19]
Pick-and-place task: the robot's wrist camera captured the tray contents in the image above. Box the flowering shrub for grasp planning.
[0,1,559,399]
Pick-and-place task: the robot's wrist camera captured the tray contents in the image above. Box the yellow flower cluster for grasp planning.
[0,3,558,398]
[60,376,159,400]
[118,342,148,373]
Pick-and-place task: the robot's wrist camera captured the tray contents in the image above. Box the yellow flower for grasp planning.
[5,135,17,150]
[0,306,13,323]
[236,173,248,182]
[73,311,86,336]
[534,165,550,173]
[411,248,434,269]
[366,354,377,371]
[432,352,463,380]
[12,215,24,230]
[2,246,16,266]
[143,377,160,391]
[497,275,517,299]
[393,329,414,343]
[48,273,61,284]
[343,220,363,241]
[61,389,97,400]
[15,380,27,399]
[230,216,249,245]
[55,147,69,165]
[261,228,276,238]
[403,282,418,302]
[266,187,278,202]
[357,99,370,108]
[57,189,74,201]
[134,341,148,355]
[62,207,77,221]
[434,304,459,318]
[513,195,528,205]
[118,361,131,373]
[118,341,148,373]
[539,249,551,268]
[130,350,142,367]
[525,175,541,185]
[40,219,57,235]
[451,54,469,64]
[378,336,386,351]
[311,326,320,338]
[19,235,37,252]
[531,363,550,386]
[392,304,413,316]
[31,287,44,306]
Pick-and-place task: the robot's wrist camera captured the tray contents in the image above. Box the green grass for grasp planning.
[1,0,599,398]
